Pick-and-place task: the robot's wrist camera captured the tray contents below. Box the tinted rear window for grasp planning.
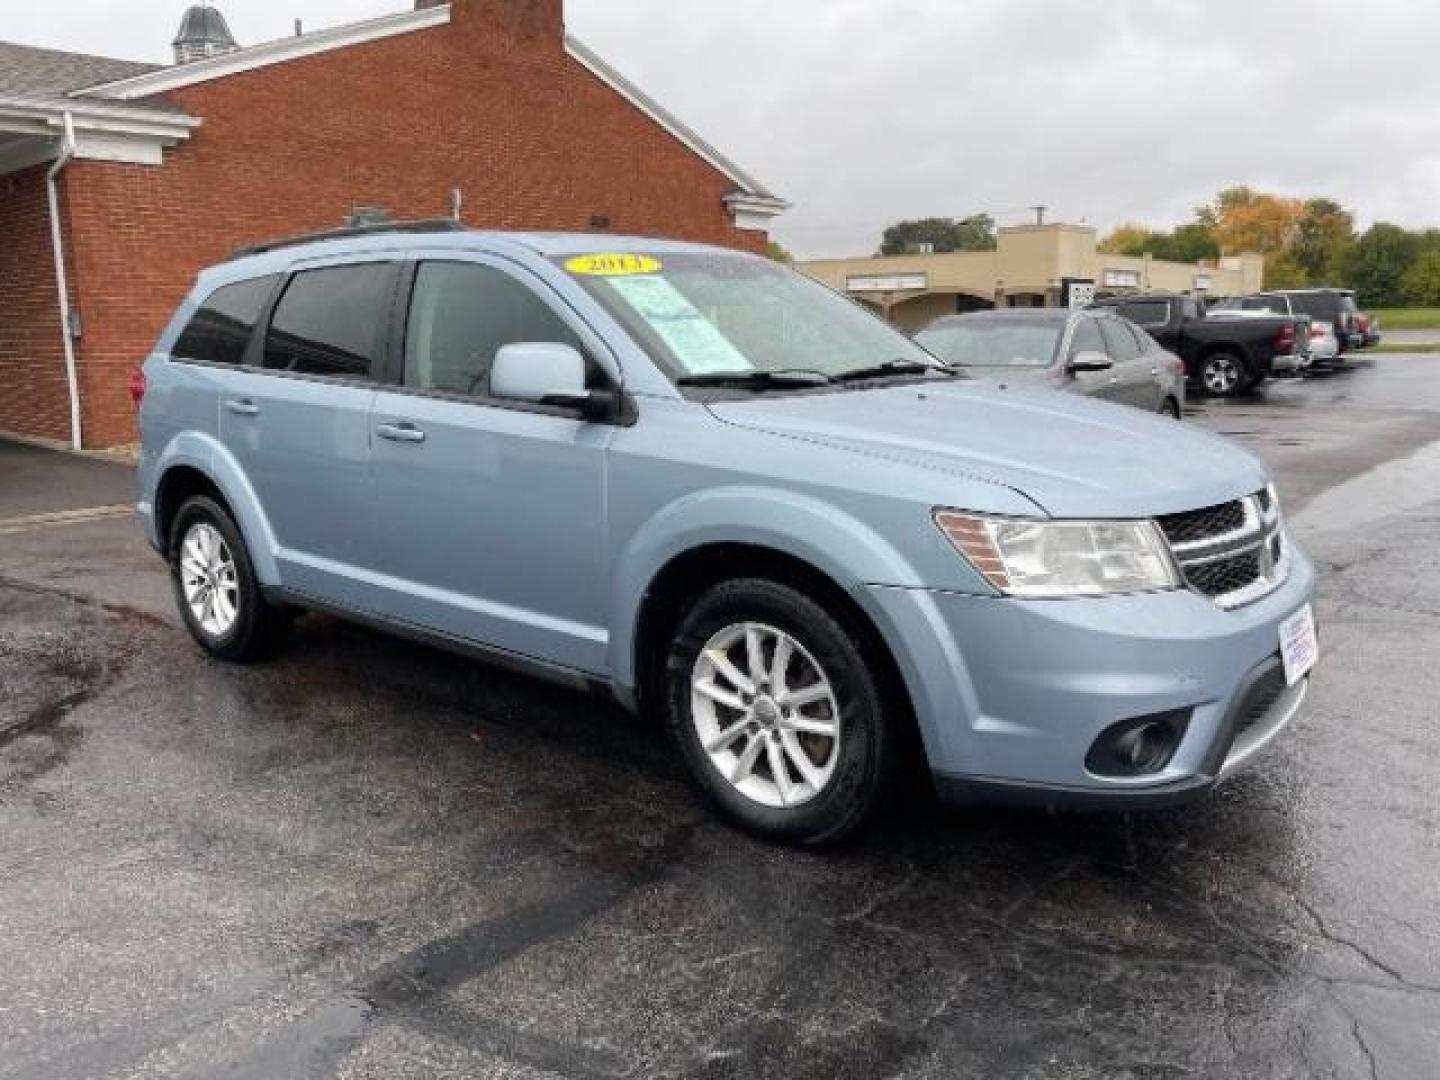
[1288,295,1329,317]
[172,276,277,366]
[1116,300,1169,327]
[1288,293,1354,318]
[264,264,393,379]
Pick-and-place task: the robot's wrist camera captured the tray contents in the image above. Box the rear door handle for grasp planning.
[376,422,427,445]
[225,399,260,416]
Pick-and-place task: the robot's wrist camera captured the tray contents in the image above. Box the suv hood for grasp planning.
[707,381,1266,519]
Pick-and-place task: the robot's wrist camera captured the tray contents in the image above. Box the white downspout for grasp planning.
[46,112,82,450]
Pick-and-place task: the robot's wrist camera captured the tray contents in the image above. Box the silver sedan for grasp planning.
[915,309,1186,417]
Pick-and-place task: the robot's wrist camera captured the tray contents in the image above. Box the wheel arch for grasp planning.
[149,433,281,584]
[629,542,924,778]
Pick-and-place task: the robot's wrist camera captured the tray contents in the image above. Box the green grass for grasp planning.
[1372,307,1440,330]
[1369,342,1440,354]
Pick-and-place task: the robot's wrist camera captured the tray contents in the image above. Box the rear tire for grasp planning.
[169,496,289,662]
[1199,351,1249,398]
[663,578,893,847]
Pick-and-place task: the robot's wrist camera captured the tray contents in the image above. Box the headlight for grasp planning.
[934,511,1181,598]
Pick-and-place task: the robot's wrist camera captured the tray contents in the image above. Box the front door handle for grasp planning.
[225,399,260,417]
[376,422,427,445]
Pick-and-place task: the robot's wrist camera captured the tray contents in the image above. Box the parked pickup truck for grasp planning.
[1089,293,1308,397]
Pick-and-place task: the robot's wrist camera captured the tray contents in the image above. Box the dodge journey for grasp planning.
[137,222,1318,846]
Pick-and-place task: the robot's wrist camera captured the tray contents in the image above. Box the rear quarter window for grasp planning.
[172,276,277,366]
[264,264,393,380]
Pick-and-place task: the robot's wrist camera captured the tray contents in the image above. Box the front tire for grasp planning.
[169,496,289,662]
[663,578,893,847]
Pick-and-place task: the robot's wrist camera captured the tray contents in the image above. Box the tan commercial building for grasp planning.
[801,223,1265,332]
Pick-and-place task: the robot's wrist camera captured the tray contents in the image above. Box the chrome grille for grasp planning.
[1157,489,1289,609]
[1156,501,1246,545]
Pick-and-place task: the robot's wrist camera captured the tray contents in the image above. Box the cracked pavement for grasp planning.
[1,355,1438,1078]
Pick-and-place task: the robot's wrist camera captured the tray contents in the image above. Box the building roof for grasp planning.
[0,6,784,215]
[0,43,196,174]
[74,3,786,207]
[0,41,161,98]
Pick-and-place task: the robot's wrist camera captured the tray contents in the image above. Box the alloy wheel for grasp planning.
[179,522,240,638]
[1203,356,1241,395]
[690,621,841,809]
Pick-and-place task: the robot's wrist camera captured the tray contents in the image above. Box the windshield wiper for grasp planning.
[832,359,961,383]
[676,369,834,390]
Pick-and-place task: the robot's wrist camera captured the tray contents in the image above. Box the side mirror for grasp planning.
[1068,350,1114,373]
[491,343,616,420]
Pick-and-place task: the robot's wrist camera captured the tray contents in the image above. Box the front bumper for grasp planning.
[863,544,1316,808]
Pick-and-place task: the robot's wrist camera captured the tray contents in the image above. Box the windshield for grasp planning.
[914,319,1063,368]
[554,251,939,385]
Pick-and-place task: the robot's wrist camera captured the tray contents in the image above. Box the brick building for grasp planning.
[0,0,787,448]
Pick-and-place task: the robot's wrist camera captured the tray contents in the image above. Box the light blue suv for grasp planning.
[137,222,1318,845]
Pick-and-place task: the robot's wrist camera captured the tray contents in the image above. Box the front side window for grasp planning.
[404,262,583,397]
[264,264,392,379]
[556,251,936,384]
[916,318,1063,368]
[172,276,277,366]
[1244,296,1286,314]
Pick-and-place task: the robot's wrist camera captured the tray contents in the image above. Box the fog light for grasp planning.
[1114,723,1173,772]
[1086,710,1190,778]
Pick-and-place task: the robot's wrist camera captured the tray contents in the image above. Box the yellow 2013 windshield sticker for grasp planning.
[565,253,662,277]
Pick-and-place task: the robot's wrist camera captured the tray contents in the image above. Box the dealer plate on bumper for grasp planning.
[1280,604,1319,686]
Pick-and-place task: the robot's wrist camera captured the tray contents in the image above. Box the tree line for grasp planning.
[1101,187,1440,308]
[871,191,1440,307]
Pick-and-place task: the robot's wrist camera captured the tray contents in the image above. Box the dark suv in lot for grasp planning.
[1216,289,1367,354]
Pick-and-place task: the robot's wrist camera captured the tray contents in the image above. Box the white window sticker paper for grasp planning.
[607,275,751,376]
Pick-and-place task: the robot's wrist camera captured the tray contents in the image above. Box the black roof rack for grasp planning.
[230,218,466,260]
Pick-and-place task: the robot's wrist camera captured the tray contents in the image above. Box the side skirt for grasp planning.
[263,585,632,709]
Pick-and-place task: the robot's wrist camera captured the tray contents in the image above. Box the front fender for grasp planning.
[146,431,282,586]
[607,485,931,689]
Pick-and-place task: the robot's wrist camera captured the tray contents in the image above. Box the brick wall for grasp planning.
[51,0,771,446]
[0,165,74,443]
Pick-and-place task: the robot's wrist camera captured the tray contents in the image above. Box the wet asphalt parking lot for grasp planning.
[2,354,1439,1079]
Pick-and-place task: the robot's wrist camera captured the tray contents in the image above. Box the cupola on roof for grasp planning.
[173,5,239,64]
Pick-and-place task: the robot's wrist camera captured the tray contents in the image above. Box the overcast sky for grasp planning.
[9,0,1440,258]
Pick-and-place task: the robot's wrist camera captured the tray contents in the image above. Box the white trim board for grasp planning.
[0,97,199,172]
